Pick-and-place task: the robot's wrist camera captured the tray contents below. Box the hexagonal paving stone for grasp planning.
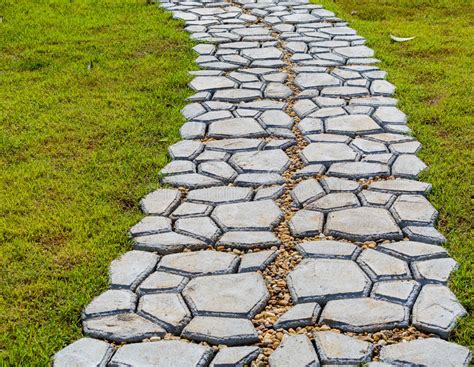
[137,293,191,334]
[268,334,319,367]
[182,316,259,346]
[157,251,239,277]
[412,257,458,284]
[357,249,411,281]
[53,338,113,367]
[182,272,269,318]
[371,280,420,306]
[306,192,360,212]
[287,258,371,304]
[175,216,221,244]
[168,140,204,160]
[390,194,438,227]
[300,143,359,166]
[324,207,402,241]
[83,313,166,343]
[109,340,213,367]
[210,346,260,367]
[273,303,321,330]
[82,289,136,319]
[325,115,382,136]
[230,149,290,173]
[137,271,189,295]
[314,331,373,364]
[379,338,472,367]
[296,240,360,259]
[133,232,207,254]
[129,216,172,237]
[412,284,466,338]
[319,297,409,332]
[288,209,324,238]
[109,251,159,290]
[211,200,283,231]
[187,186,253,205]
[403,225,446,244]
[140,189,181,216]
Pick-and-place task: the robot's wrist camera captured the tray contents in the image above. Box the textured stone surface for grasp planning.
[137,271,189,295]
[288,209,324,238]
[371,280,420,306]
[133,231,207,254]
[140,189,181,216]
[187,187,252,204]
[239,250,277,273]
[129,216,172,237]
[175,216,221,243]
[53,338,113,367]
[300,143,358,165]
[82,289,136,319]
[109,251,159,290]
[290,178,325,207]
[273,302,321,330]
[412,257,458,284]
[357,249,410,281]
[210,346,260,367]
[306,192,360,212]
[269,334,319,367]
[314,331,372,364]
[391,194,438,227]
[296,240,359,259]
[377,240,448,261]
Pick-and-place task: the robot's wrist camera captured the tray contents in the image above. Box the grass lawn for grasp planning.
[0,0,195,364]
[317,0,473,348]
[0,0,472,365]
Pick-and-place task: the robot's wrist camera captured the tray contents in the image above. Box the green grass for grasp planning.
[0,0,195,364]
[317,0,473,348]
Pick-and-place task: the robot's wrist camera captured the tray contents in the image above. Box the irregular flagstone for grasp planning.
[133,232,207,254]
[411,257,458,284]
[377,240,448,261]
[171,202,212,219]
[53,338,114,367]
[356,249,411,281]
[254,185,285,201]
[137,271,189,295]
[182,316,259,346]
[140,189,181,216]
[239,250,278,273]
[82,289,136,319]
[210,346,260,367]
[129,216,172,237]
[288,209,324,238]
[296,240,360,259]
[268,334,320,367]
[358,190,395,208]
[368,178,431,195]
[290,178,325,207]
[390,194,438,227]
[325,114,382,136]
[371,280,420,306]
[327,161,390,179]
[379,338,472,367]
[217,231,281,249]
[109,340,214,367]
[412,284,466,338]
[300,142,359,165]
[391,154,427,178]
[109,251,159,290]
[175,216,221,243]
[229,149,290,173]
[313,331,372,364]
[208,117,267,138]
[305,192,360,212]
[403,225,446,244]
[161,173,222,189]
[187,186,253,204]
[321,176,361,193]
[273,302,321,330]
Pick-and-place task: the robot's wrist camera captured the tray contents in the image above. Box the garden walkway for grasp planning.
[53,0,471,365]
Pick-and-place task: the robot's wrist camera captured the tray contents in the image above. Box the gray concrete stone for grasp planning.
[265,82,292,99]
[403,225,446,245]
[320,297,409,332]
[198,161,237,183]
[53,337,113,367]
[412,257,458,284]
[295,73,340,89]
[254,185,285,201]
[175,216,221,244]
[379,338,472,367]
[212,200,283,231]
[82,289,136,319]
[161,173,222,189]
[182,316,259,346]
[291,178,326,207]
[321,86,369,98]
[306,192,360,212]
[391,154,427,178]
[373,106,407,125]
[109,251,159,290]
[129,216,172,237]
[161,160,196,176]
[296,240,360,259]
[288,209,324,238]
[187,186,252,205]
[300,143,359,165]
[213,89,262,102]
[210,346,260,367]
[327,162,390,179]
[357,249,411,281]
[321,176,361,193]
[358,190,395,208]
[377,240,448,261]
[181,103,206,120]
[83,313,166,343]
[169,140,204,160]
[234,172,285,187]
[137,293,191,334]
[189,76,237,92]
[391,194,438,227]
[183,272,268,318]
[298,117,323,135]
[140,189,181,216]
[371,280,420,306]
[137,271,189,295]
[230,149,290,173]
[314,331,372,364]
[171,202,212,219]
[269,334,320,367]
[109,340,213,367]
[217,231,281,249]
[241,47,282,60]
[325,115,382,136]
[370,80,395,96]
[351,137,387,154]
[206,138,265,153]
[133,232,207,254]
[324,207,402,241]
[389,140,421,154]
[239,250,277,272]
[413,284,466,338]
[158,251,239,277]
[208,117,267,139]
[273,302,321,330]
[287,258,371,304]
[368,178,431,195]
[259,110,293,129]
[293,164,326,179]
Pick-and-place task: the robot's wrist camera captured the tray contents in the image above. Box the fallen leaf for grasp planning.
[390,34,416,42]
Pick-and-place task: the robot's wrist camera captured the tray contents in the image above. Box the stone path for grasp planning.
[54,0,471,366]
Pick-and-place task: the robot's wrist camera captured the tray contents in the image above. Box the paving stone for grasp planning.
[181,103,206,120]
[325,207,402,241]
[161,160,196,176]
[53,337,113,367]
[391,194,437,227]
[289,209,324,237]
[254,185,285,201]
[368,178,431,195]
[171,202,212,219]
[314,331,372,364]
[334,45,374,58]
[320,297,409,332]
[212,200,283,231]
[389,140,421,154]
[358,190,395,208]
[175,216,221,243]
[371,280,420,306]
[290,178,325,207]
[265,82,292,99]
[392,154,427,178]
[195,110,233,122]
[169,140,204,161]
[296,240,360,259]
[193,44,216,55]
[195,150,230,163]
[327,162,390,179]
[210,346,260,367]
[403,225,446,245]
[137,271,189,295]
[306,192,360,212]
[137,293,191,334]
[208,117,267,138]
[82,289,136,319]
[217,231,281,249]
[298,117,323,135]
[287,258,371,304]
[182,316,259,346]
[162,173,222,189]
[189,76,237,91]
[109,251,159,290]
[293,99,318,117]
[273,302,321,329]
[140,189,181,216]
[351,137,387,154]
[133,232,207,254]
[158,251,239,277]
[373,106,407,125]
[412,257,458,284]
[321,176,361,193]
[377,240,448,261]
[187,186,252,204]
[370,80,396,96]
[295,73,340,89]
[180,122,207,139]
[109,340,213,367]
[213,89,262,102]
[325,114,382,136]
[293,164,326,178]
[268,334,320,367]
[230,149,290,173]
[259,110,294,129]
[239,250,277,272]
[379,338,472,367]
[83,313,166,343]
[129,216,172,237]
[183,272,268,318]
[357,249,410,281]
[321,86,369,98]
[300,143,359,165]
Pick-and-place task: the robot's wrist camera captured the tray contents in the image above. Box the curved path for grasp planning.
[54,0,471,366]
